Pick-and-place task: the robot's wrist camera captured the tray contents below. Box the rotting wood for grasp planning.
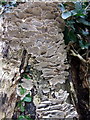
[70,56,89,120]
[0,2,78,119]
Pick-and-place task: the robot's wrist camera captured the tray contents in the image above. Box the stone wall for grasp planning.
[0,2,78,119]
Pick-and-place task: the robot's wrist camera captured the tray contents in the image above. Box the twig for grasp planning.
[70,50,87,63]
[0,7,4,15]
[85,2,90,11]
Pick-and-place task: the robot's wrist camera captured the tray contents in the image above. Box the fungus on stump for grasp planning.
[0,2,77,119]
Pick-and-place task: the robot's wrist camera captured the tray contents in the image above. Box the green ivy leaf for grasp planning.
[23,74,31,80]
[64,27,77,45]
[66,20,75,31]
[23,93,32,102]
[61,9,78,19]
[18,115,32,120]
[20,104,25,112]
[18,115,26,120]
[75,2,82,12]
[17,101,25,112]
[79,40,90,49]
[25,116,33,120]
[23,96,32,102]
[17,101,22,107]
[77,18,90,26]
[20,86,26,95]
[71,9,77,16]
[75,13,85,17]
[0,1,7,5]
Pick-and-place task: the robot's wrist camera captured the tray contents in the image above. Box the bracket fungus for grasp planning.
[0,2,78,119]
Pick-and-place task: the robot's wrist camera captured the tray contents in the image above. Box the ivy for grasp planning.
[19,85,27,95]
[23,74,31,80]
[64,26,77,45]
[18,115,33,120]
[17,101,25,112]
[17,92,32,119]
[59,2,90,50]
[22,93,32,102]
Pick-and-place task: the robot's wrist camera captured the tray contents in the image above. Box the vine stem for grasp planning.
[70,50,87,63]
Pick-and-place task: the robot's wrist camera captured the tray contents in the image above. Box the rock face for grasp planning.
[0,2,78,119]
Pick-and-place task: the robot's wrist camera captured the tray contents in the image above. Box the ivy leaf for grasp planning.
[23,93,32,102]
[23,74,31,80]
[61,11,72,19]
[74,2,86,17]
[20,104,25,112]
[20,86,26,95]
[18,115,32,120]
[77,18,90,26]
[23,97,32,102]
[79,40,90,49]
[75,2,82,12]
[75,13,85,17]
[66,20,75,31]
[82,29,89,36]
[71,9,77,16]
[64,27,77,44]
[61,9,77,19]
[25,116,33,120]
[18,115,26,120]
[17,101,25,112]
[0,1,7,5]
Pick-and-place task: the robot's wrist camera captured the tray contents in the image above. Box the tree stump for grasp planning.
[0,2,78,119]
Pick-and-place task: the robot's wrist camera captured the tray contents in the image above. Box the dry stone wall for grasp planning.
[0,2,78,119]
